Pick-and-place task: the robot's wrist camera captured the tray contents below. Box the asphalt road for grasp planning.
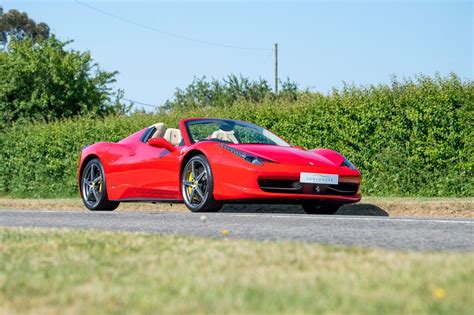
[1,209,473,251]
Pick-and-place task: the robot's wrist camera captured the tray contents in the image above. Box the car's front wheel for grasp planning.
[81,158,119,211]
[181,155,222,212]
[301,201,340,215]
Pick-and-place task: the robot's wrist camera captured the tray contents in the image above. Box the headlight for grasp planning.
[221,144,264,166]
[341,157,357,170]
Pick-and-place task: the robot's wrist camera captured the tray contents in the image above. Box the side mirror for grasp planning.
[293,145,306,150]
[147,137,177,152]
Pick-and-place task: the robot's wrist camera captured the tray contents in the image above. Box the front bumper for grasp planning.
[211,159,361,203]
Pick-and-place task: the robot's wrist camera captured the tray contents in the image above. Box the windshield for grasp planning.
[185,119,290,146]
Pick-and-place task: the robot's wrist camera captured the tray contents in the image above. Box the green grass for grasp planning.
[1,228,473,315]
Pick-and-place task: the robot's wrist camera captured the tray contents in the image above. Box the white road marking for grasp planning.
[230,213,474,224]
[0,209,86,214]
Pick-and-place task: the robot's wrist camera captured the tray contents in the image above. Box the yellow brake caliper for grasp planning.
[187,172,193,197]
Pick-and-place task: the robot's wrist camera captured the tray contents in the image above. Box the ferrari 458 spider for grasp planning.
[78,118,361,214]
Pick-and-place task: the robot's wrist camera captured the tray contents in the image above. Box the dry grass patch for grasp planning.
[341,197,474,218]
[0,197,472,218]
[0,198,184,212]
[0,228,473,315]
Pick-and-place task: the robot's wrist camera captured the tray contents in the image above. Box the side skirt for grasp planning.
[116,197,184,204]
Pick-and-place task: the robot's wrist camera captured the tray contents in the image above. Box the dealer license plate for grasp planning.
[300,173,339,185]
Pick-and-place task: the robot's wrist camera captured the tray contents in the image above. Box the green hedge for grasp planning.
[0,74,472,198]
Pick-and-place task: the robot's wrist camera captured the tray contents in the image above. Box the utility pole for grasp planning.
[274,43,278,95]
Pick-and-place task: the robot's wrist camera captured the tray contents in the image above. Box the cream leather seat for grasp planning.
[211,130,239,144]
[164,128,183,146]
[149,123,167,139]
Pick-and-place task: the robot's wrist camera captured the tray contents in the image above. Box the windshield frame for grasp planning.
[183,118,291,147]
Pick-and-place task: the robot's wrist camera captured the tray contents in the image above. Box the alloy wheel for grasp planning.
[182,159,209,209]
[82,163,103,208]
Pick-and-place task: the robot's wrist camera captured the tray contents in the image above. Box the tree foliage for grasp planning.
[0,36,124,127]
[162,75,300,111]
[0,6,50,47]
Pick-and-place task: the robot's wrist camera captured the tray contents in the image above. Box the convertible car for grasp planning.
[79,118,361,214]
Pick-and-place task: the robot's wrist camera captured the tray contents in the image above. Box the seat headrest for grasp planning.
[163,128,183,146]
[211,129,239,144]
[150,123,166,138]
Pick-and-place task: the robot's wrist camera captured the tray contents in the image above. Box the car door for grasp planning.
[106,127,182,200]
[127,139,181,199]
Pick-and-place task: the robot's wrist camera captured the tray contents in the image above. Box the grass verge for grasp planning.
[1,228,473,315]
[0,197,472,217]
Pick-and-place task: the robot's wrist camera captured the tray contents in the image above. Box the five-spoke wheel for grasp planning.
[182,155,222,212]
[81,159,119,211]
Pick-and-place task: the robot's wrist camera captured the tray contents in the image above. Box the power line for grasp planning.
[122,98,159,108]
[73,0,271,52]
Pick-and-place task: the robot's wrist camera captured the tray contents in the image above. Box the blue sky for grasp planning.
[3,0,473,110]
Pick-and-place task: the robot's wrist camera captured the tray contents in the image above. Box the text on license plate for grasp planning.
[300,173,339,185]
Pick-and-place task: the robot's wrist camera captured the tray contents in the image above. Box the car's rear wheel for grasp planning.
[181,155,222,212]
[301,201,340,215]
[81,158,119,211]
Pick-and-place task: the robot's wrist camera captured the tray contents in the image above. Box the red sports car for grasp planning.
[78,118,361,214]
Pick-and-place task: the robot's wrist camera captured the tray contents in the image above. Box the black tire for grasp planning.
[181,155,223,212]
[301,201,340,215]
[80,158,119,211]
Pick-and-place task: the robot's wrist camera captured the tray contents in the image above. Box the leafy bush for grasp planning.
[0,74,471,198]
[0,37,124,128]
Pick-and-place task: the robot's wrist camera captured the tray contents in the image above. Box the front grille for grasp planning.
[325,183,359,195]
[258,179,358,196]
[258,179,303,192]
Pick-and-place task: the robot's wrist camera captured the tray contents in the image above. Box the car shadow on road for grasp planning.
[221,203,389,216]
[337,203,389,216]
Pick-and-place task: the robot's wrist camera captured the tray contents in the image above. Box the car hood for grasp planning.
[231,144,344,167]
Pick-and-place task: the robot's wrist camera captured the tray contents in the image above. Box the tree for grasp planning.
[162,75,300,111]
[0,36,123,126]
[0,6,50,48]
